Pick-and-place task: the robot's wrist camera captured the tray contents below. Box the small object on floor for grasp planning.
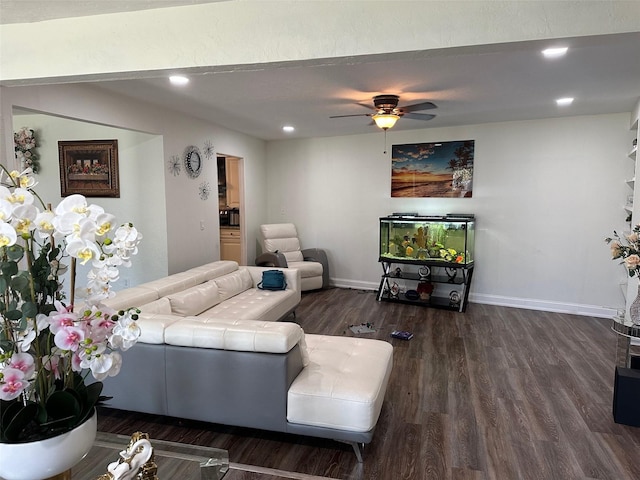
[391,330,414,340]
[349,322,376,334]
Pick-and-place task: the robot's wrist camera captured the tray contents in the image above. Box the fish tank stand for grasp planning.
[377,260,473,312]
[377,214,475,312]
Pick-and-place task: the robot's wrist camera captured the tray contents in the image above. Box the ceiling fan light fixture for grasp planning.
[372,113,400,130]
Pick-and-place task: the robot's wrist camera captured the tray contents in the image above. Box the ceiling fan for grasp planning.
[330,94,437,130]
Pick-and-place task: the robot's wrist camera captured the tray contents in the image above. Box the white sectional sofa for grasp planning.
[99,261,393,461]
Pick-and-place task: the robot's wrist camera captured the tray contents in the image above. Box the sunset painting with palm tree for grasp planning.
[391,140,475,198]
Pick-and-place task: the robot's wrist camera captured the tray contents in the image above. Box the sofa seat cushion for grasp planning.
[288,261,323,278]
[167,280,220,316]
[136,313,182,344]
[164,318,303,353]
[199,288,298,322]
[287,335,393,433]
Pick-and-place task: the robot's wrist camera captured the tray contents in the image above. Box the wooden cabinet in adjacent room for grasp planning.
[220,228,241,264]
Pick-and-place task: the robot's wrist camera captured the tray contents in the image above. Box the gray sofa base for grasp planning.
[100,342,374,457]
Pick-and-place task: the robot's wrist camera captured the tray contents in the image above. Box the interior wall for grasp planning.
[0,83,268,276]
[265,112,635,316]
[10,112,166,293]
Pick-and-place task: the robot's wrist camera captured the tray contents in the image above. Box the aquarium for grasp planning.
[379,214,475,265]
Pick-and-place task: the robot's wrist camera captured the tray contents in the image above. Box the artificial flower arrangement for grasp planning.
[606,224,640,277]
[439,247,465,264]
[13,127,40,174]
[0,165,142,443]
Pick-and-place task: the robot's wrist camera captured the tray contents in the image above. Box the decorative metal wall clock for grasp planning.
[183,145,202,179]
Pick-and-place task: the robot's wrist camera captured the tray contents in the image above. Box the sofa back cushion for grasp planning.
[139,297,172,315]
[186,261,239,282]
[141,272,201,298]
[101,286,159,312]
[167,281,221,316]
[214,269,253,301]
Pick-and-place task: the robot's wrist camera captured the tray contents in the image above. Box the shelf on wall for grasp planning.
[627,178,635,187]
[629,145,637,160]
[624,205,634,213]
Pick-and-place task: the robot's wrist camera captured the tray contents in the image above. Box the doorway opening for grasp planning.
[217,155,244,264]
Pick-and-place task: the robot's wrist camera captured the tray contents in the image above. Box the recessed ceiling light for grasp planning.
[282,125,295,133]
[543,47,568,59]
[556,97,574,106]
[169,75,189,86]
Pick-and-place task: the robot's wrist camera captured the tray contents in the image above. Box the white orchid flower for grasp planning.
[88,265,120,284]
[94,212,116,237]
[4,187,34,206]
[66,236,101,265]
[34,210,56,240]
[79,342,108,370]
[90,352,122,381]
[10,204,38,237]
[0,199,13,222]
[51,210,83,236]
[110,315,141,351]
[15,327,36,352]
[54,194,89,216]
[86,203,106,221]
[11,169,37,189]
[0,222,17,247]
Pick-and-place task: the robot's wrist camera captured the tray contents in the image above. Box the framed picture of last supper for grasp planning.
[58,140,119,197]
[391,140,474,198]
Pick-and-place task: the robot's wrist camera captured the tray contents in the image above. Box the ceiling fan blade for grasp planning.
[399,101,437,113]
[356,102,377,111]
[404,112,436,121]
[329,113,373,118]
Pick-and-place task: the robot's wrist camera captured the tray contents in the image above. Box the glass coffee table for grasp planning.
[73,431,229,479]
[611,311,640,368]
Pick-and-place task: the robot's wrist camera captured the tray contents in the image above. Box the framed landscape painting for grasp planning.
[391,140,475,198]
[58,140,119,197]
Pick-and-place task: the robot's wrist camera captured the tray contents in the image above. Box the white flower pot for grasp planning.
[0,410,97,480]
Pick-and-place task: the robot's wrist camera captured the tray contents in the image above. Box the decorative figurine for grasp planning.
[417,281,434,301]
[418,265,431,279]
[449,290,461,308]
[445,267,458,282]
[390,282,400,298]
[96,432,158,480]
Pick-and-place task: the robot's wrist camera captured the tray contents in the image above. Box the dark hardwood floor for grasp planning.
[97,288,640,480]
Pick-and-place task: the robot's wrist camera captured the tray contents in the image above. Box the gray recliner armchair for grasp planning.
[255,223,329,291]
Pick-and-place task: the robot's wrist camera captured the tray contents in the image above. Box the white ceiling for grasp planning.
[3,2,640,141]
[0,0,225,24]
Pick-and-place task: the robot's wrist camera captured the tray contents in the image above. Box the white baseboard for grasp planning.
[330,278,378,291]
[469,293,615,318]
[328,279,616,318]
